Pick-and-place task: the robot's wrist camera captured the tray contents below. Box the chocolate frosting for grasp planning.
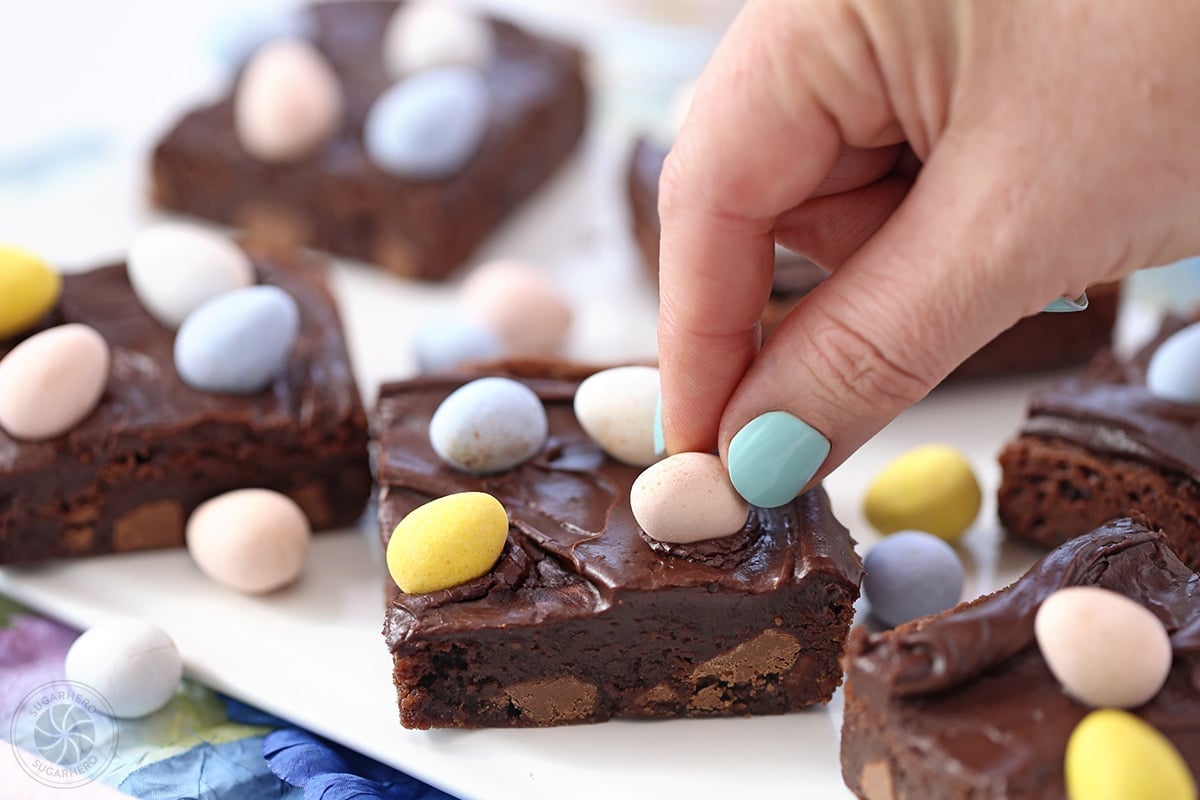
[375,365,863,648]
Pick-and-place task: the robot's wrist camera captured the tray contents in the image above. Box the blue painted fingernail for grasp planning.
[727,411,831,508]
[653,394,665,457]
[1043,291,1089,313]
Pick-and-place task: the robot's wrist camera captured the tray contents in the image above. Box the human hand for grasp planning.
[657,0,1200,507]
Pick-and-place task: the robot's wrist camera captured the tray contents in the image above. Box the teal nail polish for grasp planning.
[653,394,665,457]
[727,411,831,508]
[1043,291,1089,313]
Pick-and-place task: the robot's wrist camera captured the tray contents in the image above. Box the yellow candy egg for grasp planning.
[0,246,61,339]
[1065,709,1196,800]
[863,444,981,542]
[387,491,508,594]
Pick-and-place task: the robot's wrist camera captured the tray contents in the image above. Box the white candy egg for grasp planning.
[1035,586,1172,709]
[235,38,343,162]
[127,224,255,328]
[64,619,182,719]
[1147,322,1200,404]
[574,366,661,466]
[186,488,311,594]
[382,1,494,78]
[460,259,571,356]
[0,324,110,441]
[430,377,548,473]
[631,452,749,544]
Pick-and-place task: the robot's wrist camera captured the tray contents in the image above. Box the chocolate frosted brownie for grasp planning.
[841,518,1200,800]
[627,137,1120,378]
[998,322,1200,568]
[0,250,371,563]
[373,361,863,729]
[152,1,587,279]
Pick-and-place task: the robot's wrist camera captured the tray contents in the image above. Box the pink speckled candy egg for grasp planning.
[631,452,749,544]
[574,365,661,467]
[460,259,571,356]
[186,489,311,594]
[235,38,343,162]
[0,323,110,441]
[1035,586,1172,709]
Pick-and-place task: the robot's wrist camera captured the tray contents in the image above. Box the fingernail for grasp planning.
[1043,291,1089,313]
[727,411,831,508]
[653,394,665,457]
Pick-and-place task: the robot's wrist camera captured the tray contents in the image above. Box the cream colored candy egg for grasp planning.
[1035,586,1172,709]
[0,245,61,340]
[460,259,571,356]
[127,223,255,328]
[387,492,508,594]
[382,0,494,78]
[186,488,311,594]
[863,444,981,542]
[64,619,183,719]
[0,324,110,441]
[574,366,661,467]
[631,452,749,544]
[235,38,344,162]
[1065,709,1196,800]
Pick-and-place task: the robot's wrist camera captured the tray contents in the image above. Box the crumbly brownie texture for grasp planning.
[997,323,1200,568]
[373,360,863,729]
[152,1,587,280]
[841,518,1200,800]
[0,250,371,564]
[626,138,1120,378]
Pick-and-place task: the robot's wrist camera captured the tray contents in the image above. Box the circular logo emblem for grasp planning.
[8,681,119,789]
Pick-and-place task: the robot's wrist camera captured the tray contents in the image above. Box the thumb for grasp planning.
[718,146,1068,508]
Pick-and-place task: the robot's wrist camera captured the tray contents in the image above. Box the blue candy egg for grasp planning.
[863,530,964,628]
[1147,322,1200,404]
[364,67,490,179]
[430,377,547,473]
[413,315,504,373]
[175,286,300,394]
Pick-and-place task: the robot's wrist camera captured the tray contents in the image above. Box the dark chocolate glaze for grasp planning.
[844,519,1200,796]
[375,365,863,645]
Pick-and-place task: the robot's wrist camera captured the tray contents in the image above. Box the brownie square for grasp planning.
[841,518,1200,800]
[0,248,371,564]
[152,0,587,280]
[372,360,863,729]
[997,321,1200,569]
[627,137,1120,379]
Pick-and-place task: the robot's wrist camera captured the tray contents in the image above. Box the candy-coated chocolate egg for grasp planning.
[364,66,489,179]
[127,224,255,328]
[64,619,182,719]
[429,377,547,473]
[1147,322,1200,404]
[1035,586,1172,708]
[0,324,110,441]
[1065,709,1196,800]
[382,1,493,78]
[413,314,504,373]
[574,366,660,466]
[630,452,749,544]
[387,491,508,593]
[460,259,571,356]
[862,530,964,627]
[174,285,299,394]
[207,2,314,68]
[863,444,981,542]
[0,245,60,340]
[235,38,343,162]
[186,488,311,594]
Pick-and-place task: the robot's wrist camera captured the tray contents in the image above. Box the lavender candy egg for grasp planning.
[1146,322,1200,404]
[174,286,300,394]
[862,530,964,628]
[364,67,490,179]
[430,377,547,473]
[413,315,504,373]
